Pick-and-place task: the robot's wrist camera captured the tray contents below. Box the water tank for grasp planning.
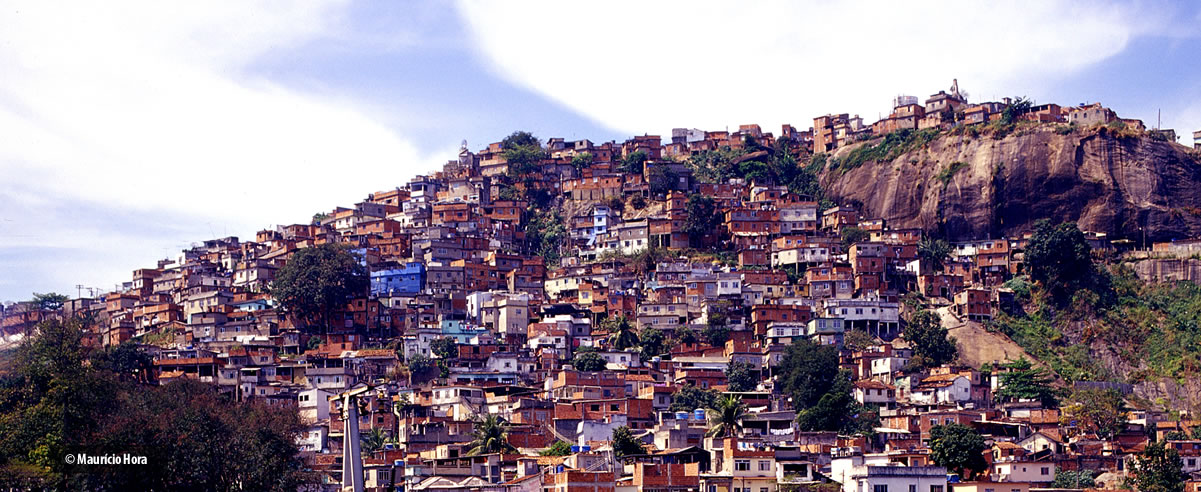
[581,445,591,452]
[694,409,706,420]
[557,465,565,473]
[570,445,580,453]
[675,412,690,421]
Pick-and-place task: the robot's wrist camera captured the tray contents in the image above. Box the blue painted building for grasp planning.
[370,262,425,296]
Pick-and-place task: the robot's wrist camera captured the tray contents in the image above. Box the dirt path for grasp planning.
[936,307,1040,369]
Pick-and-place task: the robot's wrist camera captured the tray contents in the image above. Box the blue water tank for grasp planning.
[675,412,690,420]
[570,445,580,453]
[557,465,565,473]
[694,409,706,420]
[581,445,591,452]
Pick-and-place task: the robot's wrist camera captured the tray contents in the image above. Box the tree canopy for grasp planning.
[777,339,841,409]
[669,385,719,412]
[30,292,69,311]
[1024,220,1103,305]
[684,194,721,246]
[1060,388,1127,440]
[611,426,644,458]
[917,237,952,273]
[269,243,367,333]
[993,358,1059,407]
[725,361,757,392]
[705,395,747,438]
[1131,441,1189,492]
[572,350,606,372]
[466,414,516,456]
[929,423,989,479]
[903,310,957,368]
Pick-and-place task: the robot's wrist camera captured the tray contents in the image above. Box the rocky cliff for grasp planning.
[821,125,1201,241]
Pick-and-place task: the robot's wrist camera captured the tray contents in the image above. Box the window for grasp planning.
[930,487,943,492]
[735,460,750,471]
[909,486,917,492]
[874,485,888,492]
[759,460,771,471]
[1041,467,1050,475]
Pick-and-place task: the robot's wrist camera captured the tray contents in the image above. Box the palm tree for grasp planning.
[606,315,639,351]
[706,395,747,438]
[360,427,390,455]
[467,414,517,456]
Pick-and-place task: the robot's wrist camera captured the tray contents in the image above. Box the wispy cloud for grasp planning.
[0,2,449,301]
[456,0,1193,136]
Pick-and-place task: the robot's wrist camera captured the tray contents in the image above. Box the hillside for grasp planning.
[820,124,1201,242]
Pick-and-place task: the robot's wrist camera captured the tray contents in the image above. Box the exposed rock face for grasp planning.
[821,126,1201,241]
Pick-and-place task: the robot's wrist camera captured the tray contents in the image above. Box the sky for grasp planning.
[2,1,1200,303]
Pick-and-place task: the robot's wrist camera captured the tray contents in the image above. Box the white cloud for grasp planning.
[455,0,1170,136]
[0,2,449,300]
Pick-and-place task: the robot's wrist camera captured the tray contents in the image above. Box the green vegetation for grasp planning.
[703,312,730,346]
[1051,469,1096,488]
[572,350,606,372]
[705,395,747,438]
[619,150,649,175]
[638,327,666,361]
[603,315,639,351]
[840,227,869,249]
[999,96,1033,125]
[540,440,573,456]
[902,310,957,369]
[466,414,516,456]
[935,161,967,185]
[669,385,719,412]
[571,152,594,173]
[611,426,645,458]
[525,207,566,265]
[683,194,721,246]
[686,147,746,183]
[917,237,952,272]
[1060,388,1128,440]
[929,423,989,479]
[725,361,757,392]
[0,318,311,490]
[827,128,940,173]
[30,292,69,311]
[1130,441,1189,492]
[269,243,368,333]
[430,337,457,359]
[993,358,1060,407]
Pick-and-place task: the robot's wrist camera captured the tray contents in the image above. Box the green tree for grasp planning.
[843,329,878,352]
[269,243,368,334]
[703,312,730,346]
[1050,469,1096,488]
[608,196,625,213]
[572,351,607,372]
[725,361,757,392]
[604,315,639,351]
[306,336,323,352]
[526,208,566,265]
[30,292,69,311]
[795,374,856,432]
[571,152,594,173]
[88,342,152,382]
[918,237,952,272]
[778,339,841,409]
[612,426,645,458]
[638,327,666,361]
[840,227,869,249]
[360,427,390,455]
[674,327,699,346]
[1000,96,1033,125]
[630,194,647,210]
[684,194,721,246]
[1025,220,1100,305]
[648,164,678,195]
[466,414,516,456]
[540,440,573,456]
[311,212,329,225]
[620,150,648,175]
[430,337,457,360]
[993,358,1059,407]
[929,423,989,479]
[1060,388,1128,440]
[406,353,437,383]
[903,310,957,368]
[1131,441,1189,492]
[706,395,747,438]
[669,385,720,412]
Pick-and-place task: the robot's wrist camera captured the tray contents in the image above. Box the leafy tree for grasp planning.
[902,310,957,368]
[540,440,573,456]
[840,227,869,249]
[311,212,329,225]
[795,374,854,432]
[612,426,644,458]
[571,152,594,173]
[88,342,152,382]
[1164,430,1189,440]
[993,358,1059,407]
[526,208,566,265]
[608,196,625,213]
[1000,96,1033,125]
[674,327,699,346]
[604,315,639,351]
[929,423,989,479]
[687,147,746,183]
[406,353,437,383]
[669,385,719,412]
[1060,388,1128,440]
[0,319,312,490]
[706,395,747,438]
[430,337,457,360]
[1130,441,1189,492]
[778,339,841,409]
[630,194,647,210]
[467,414,516,456]
[843,329,878,352]
[360,427,391,455]
[638,327,666,361]
[269,243,368,334]
[648,164,678,195]
[306,336,323,352]
[725,361,758,392]
[683,194,721,246]
[30,292,69,311]
[572,351,606,372]
[1050,469,1096,488]
[917,237,952,272]
[1025,220,1101,305]
[703,312,730,346]
[619,150,648,175]
[502,131,540,149]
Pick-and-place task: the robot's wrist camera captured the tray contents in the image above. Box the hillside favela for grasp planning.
[5,5,1201,492]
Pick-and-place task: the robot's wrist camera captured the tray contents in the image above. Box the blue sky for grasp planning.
[2,1,1200,303]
